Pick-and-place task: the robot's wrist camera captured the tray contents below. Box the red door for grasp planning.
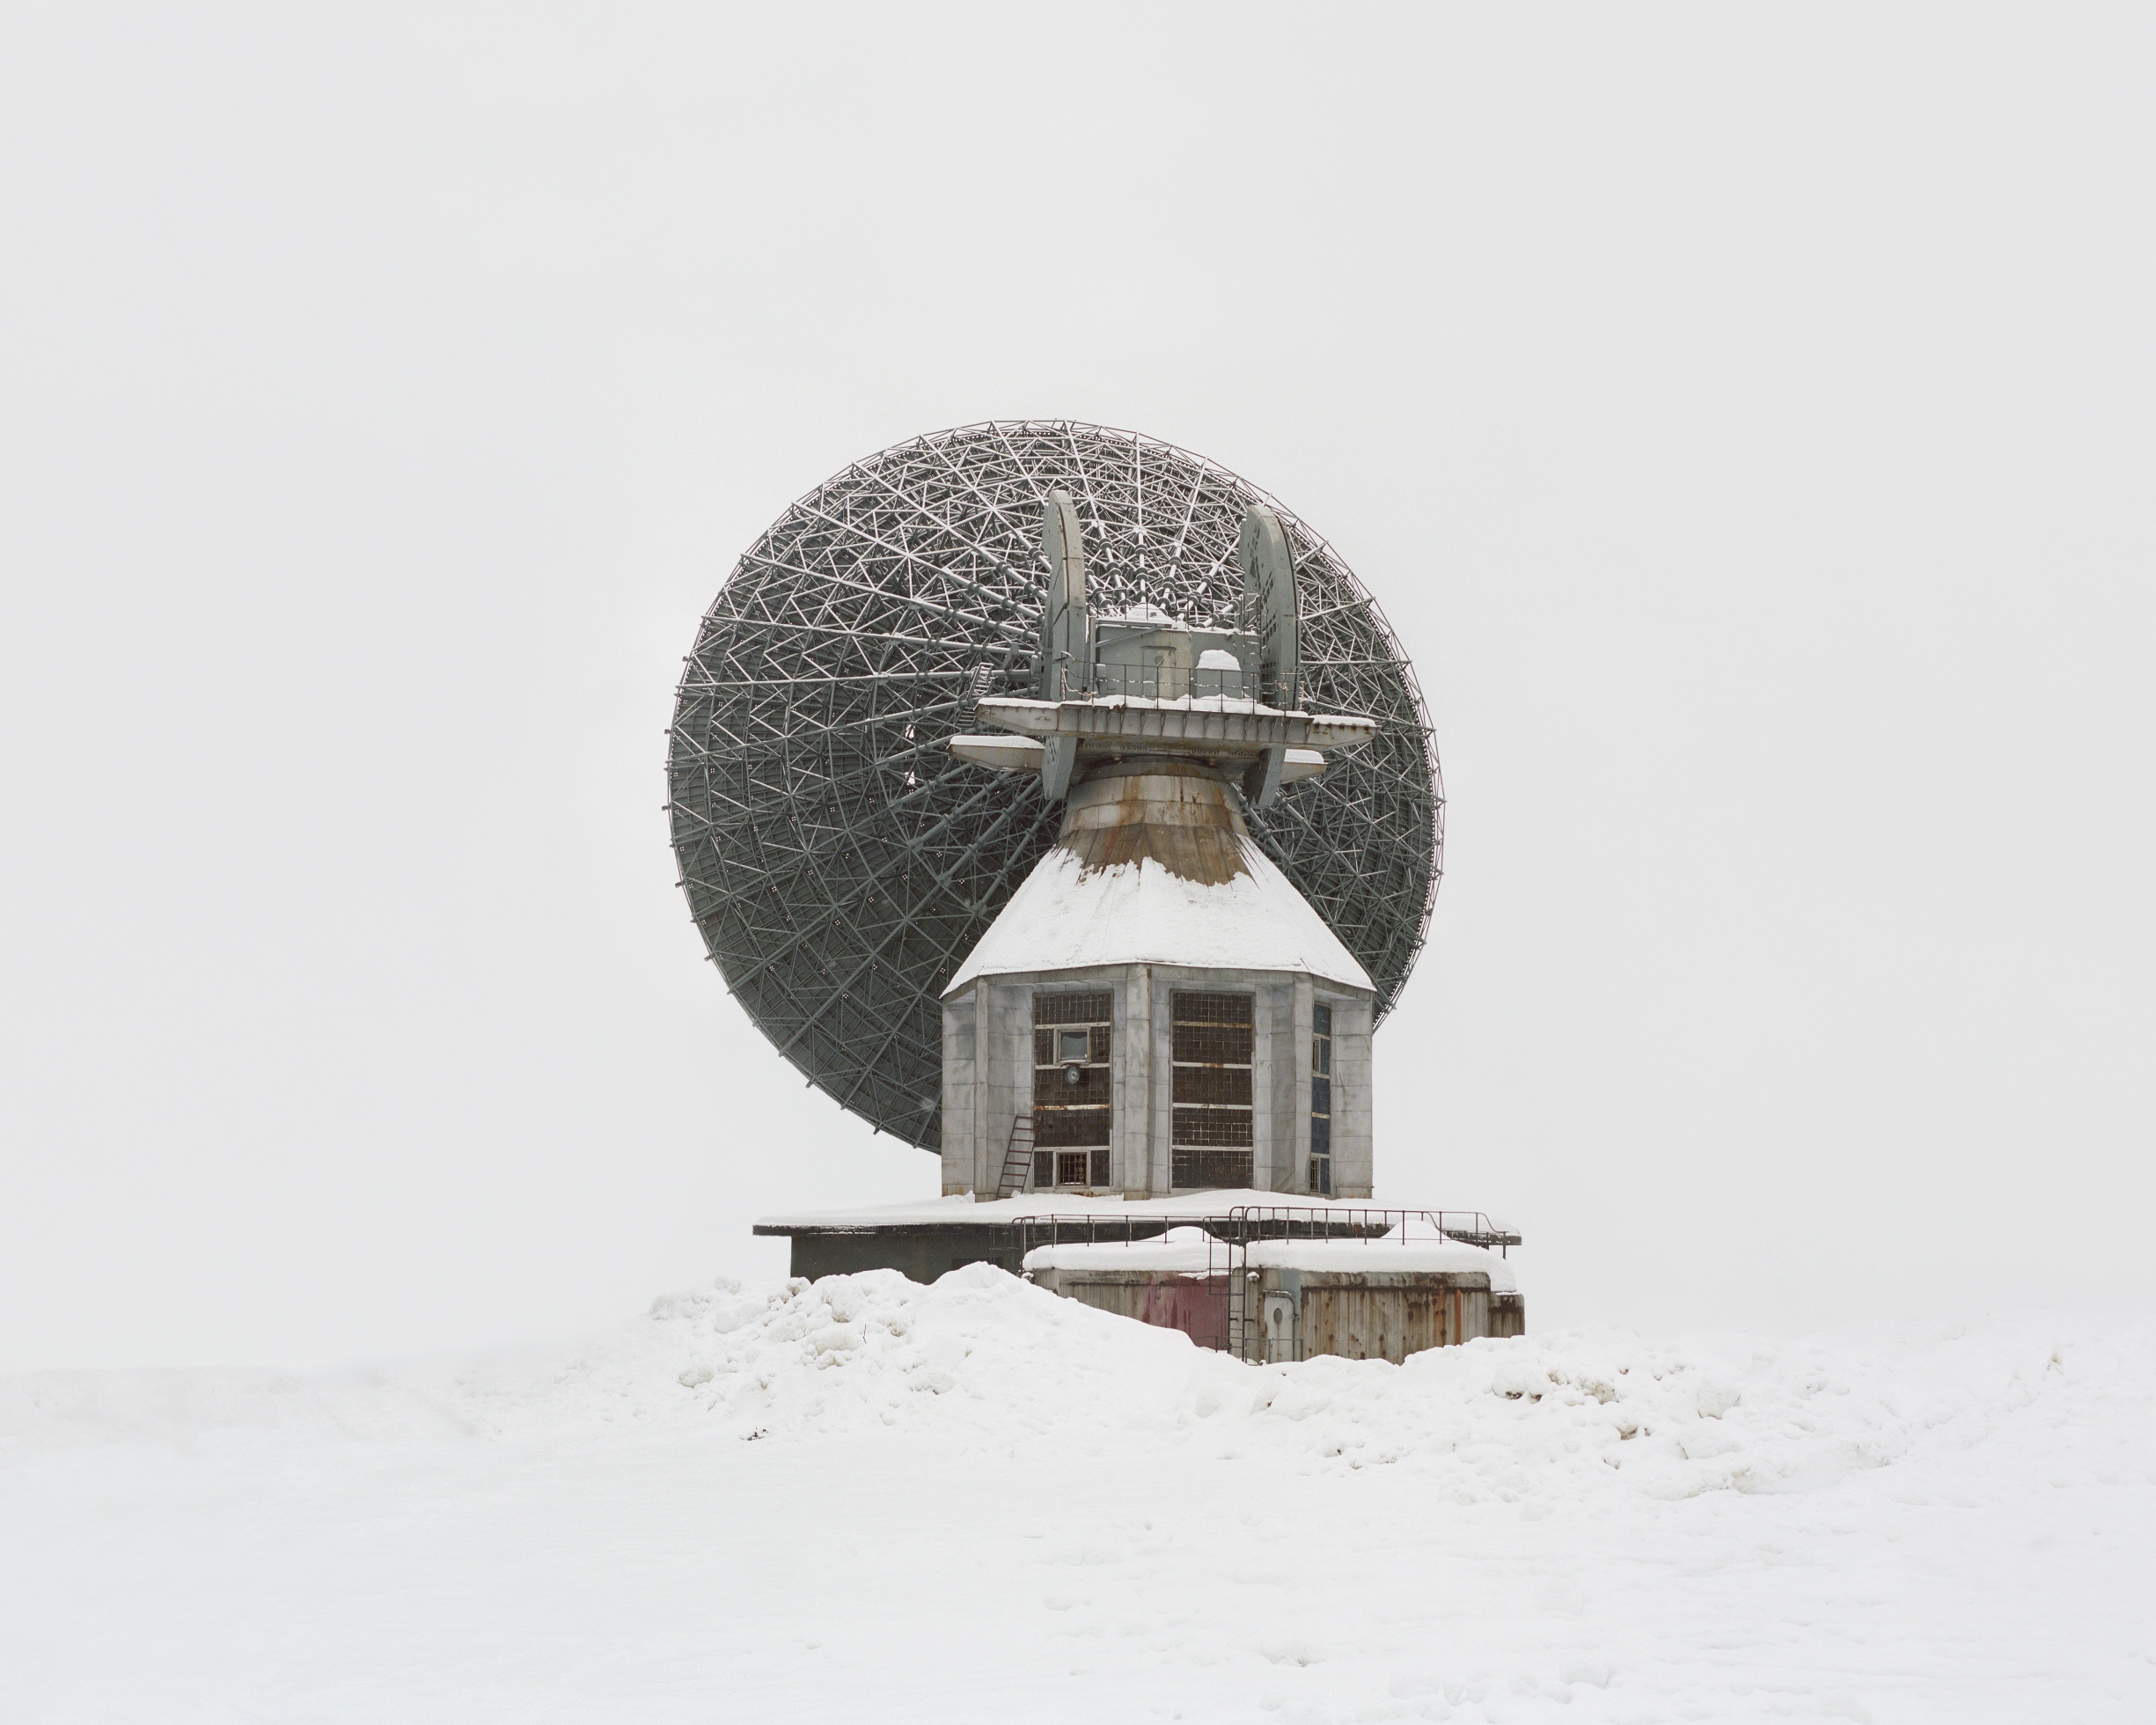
[1138,1274,1228,1352]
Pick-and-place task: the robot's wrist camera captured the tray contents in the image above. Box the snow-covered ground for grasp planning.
[4,1267,2151,1722]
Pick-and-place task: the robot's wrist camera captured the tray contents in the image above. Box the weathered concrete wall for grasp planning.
[1280,973,1314,1192]
[1030,1264,1521,1362]
[1299,1277,1488,1363]
[941,959,1375,1199]
[788,1228,1019,1284]
[1247,1267,1500,1364]
[1120,965,1154,1194]
[1250,975,1286,1189]
[940,992,978,1196]
[1324,989,1375,1198]
[982,980,1032,1193]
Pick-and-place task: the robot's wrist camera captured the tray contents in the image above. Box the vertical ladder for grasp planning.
[995,1112,1035,1199]
[1222,1216,1258,1363]
[1224,1233,1258,1371]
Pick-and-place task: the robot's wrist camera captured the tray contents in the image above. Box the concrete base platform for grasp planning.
[754,1194,1522,1288]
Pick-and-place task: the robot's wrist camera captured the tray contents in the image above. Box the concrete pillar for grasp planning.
[1331,993,1375,1198]
[940,991,978,1196]
[1120,965,1153,1196]
[971,980,992,1193]
[1148,969,1175,1194]
[1290,973,1315,1194]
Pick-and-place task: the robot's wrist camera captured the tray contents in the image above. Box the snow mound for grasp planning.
[524,1274,2146,1503]
[4,1275,2150,1722]
[4,1270,2140,1516]
[602,1264,1209,1444]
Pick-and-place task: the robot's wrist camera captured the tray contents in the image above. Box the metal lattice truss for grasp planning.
[667,422,1444,1150]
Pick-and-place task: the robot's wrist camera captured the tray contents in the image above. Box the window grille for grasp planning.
[1172,1149,1258,1189]
[1032,992,1112,1177]
[1031,1149,1111,1188]
[1309,1002,1333,1196]
[1035,990,1113,1025]
[1171,990,1253,1188]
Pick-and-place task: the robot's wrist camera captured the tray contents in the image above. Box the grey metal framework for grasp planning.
[666,422,1443,1150]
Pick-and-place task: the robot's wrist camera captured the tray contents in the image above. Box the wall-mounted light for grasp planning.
[1058,1028,1089,1087]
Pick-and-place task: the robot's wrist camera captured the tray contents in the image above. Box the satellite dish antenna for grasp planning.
[667,422,1442,1150]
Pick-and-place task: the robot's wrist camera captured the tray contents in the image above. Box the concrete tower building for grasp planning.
[938,493,1382,1201]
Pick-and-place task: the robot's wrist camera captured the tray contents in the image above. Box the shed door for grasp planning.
[1138,1274,1228,1353]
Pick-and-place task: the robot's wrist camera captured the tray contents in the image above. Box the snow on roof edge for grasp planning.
[1019,1230,1519,1290]
[754,1191,1516,1233]
[942,840,1374,998]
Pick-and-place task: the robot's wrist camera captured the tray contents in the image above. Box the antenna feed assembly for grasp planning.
[953,489,1370,811]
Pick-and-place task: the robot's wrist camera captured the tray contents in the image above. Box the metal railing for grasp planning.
[1008,1211,1183,1259]
[1220,1207,1516,1253]
[1004,1205,1515,1266]
[1041,661,1304,708]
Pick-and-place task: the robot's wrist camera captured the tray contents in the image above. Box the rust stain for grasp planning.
[1054,764,1253,886]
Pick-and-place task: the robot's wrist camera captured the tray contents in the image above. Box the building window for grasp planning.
[1032,990,1111,1188]
[1171,990,1253,1189]
[1309,1002,1333,1195]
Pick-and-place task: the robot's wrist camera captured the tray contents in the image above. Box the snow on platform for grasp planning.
[1243,1213,1521,1287]
[752,1189,1507,1234]
[3,1271,2150,1721]
[1243,1235,1522,1291]
[1019,1222,1521,1290]
[1022,1224,1230,1274]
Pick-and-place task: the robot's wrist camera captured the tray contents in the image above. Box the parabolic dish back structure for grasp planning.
[667,422,1442,1150]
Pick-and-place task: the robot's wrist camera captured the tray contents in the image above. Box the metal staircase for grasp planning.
[995,1112,1035,1199]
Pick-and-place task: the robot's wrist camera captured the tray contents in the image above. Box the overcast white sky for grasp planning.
[2,4,2150,1370]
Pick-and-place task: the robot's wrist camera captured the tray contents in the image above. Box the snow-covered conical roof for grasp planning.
[942,765,1373,996]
